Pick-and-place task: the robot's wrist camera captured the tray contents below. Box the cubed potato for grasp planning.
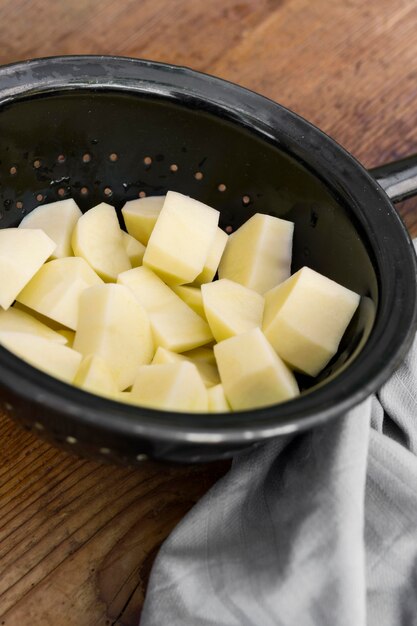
[114,391,137,404]
[0,229,56,310]
[143,191,219,284]
[182,346,215,363]
[121,196,165,245]
[131,362,208,412]
[57,329,75,347]
[13,301,63,330]
[16,257,103,330]
[0,331,82,383]
[193,228,228,285]
[74,354,118,397]
[208,384,231,412]
[71,203,131,281]
[218,213,294,294]
[19,199,82,259]
[73,284,154,390]
[263,266,360,376]
[214,327,299,410]
[121,231,145,267]
[152,346,220,387]
[118,267,213,352]
[202,278,264,342]
[171,284,206,319]
[0,306,68,344]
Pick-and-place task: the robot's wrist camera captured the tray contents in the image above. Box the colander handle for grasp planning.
[369,154,417,203]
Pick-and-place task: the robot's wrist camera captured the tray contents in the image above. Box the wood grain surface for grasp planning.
[0,1,417,624]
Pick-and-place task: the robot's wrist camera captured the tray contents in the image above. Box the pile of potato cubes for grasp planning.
[0,191,360,413]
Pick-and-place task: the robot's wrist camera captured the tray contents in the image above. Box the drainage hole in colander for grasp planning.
[170,163,178,172]
[225,225,233,233]
[144,156,152,166]
[57,188,66,197]
[109,153,118,162]
[139,191,147,198]
[33,159,41,169]
[16,201,23,210]
[36,193,44,202]
[9,166,17,176]
[82,153,92,163]
[80,186,89,196]
[57,154,66,164]
[242,195,251,205]
[218,183,227,192]
[104,187,112,197]
[194,171,203,180]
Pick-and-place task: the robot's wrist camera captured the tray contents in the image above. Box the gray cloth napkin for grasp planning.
[141,242,417,626]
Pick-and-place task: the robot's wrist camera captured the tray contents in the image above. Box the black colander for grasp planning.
[0,56,416,464]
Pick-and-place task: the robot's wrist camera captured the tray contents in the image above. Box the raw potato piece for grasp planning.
[263,266,360,376]
[208,384,230,412]
[57,329,75,347]
[13,301,64,330]
[131,362,208,412]
[71,203,131,281]
[73,284,154,390]
[171,285,206,319]
[121,231,145,267]
[218,213,294,294]
[214,327,299,410]
[16,257,103,330]
[122,196,165,245]
[0,331,82,384]
[0,307,67,344]
[143,191,219,284]
[193,228,228,285]
[19,199,82,258]
[152,346,220,387]
[74,354,118,397]
[202,278,264,342]
[0,229,56,310]
[118,267,213,352]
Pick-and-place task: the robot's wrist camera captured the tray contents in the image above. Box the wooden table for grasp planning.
[0,1,416,624]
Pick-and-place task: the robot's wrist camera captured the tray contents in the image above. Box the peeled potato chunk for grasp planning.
[122,196,165,245]
[263,266,360,376]
[71,203,131,281]
[202,278,264,342]
[218,213,294,294]
[16,257,103,331]
[57,329,75,347]
[118,267,213,352]
[0,331,82,383]
[74,354,118,397]
[121,231,145,267]
[208,384,231,412]
[0,228,56,310]
[152,346,220,388]
[19,199,82,259]
[143,191,219,284]
[0,306,67,344]
[193,227,228,285]
[214,327,299,410]
[131,362,208,412]
[171,284,206,319]
[73,284,154,390]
